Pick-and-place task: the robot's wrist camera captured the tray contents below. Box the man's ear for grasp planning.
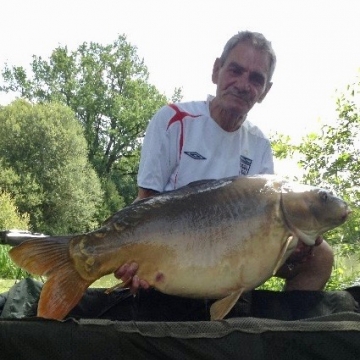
[258,82,273,103]
[212,58,221,84]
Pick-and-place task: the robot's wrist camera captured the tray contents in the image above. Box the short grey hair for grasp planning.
[219,31,277,82]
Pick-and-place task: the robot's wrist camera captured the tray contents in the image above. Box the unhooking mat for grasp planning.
[1,278,360,359]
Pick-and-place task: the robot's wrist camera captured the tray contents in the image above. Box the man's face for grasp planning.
[212,42,273,118]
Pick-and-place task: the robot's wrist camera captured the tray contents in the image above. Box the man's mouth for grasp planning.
[226,92,250,104]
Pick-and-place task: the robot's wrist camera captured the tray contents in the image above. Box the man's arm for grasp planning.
[114,106,176,291]
[134,187,159,202]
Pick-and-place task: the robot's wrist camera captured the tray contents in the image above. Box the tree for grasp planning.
[271,72,360,244]
[0,99,103,234]
[0,35,180,209]
[0,191,30,230]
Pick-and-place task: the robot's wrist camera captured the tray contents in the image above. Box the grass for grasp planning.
[0,279,15,294]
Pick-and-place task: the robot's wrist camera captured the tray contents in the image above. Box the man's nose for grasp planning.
[234,75,251,92]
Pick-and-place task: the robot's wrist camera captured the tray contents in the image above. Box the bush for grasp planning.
[0,191,29,230]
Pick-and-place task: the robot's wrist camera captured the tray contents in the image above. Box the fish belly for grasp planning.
[116,224,292,300]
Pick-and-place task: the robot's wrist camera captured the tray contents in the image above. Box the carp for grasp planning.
[9,175,350,321]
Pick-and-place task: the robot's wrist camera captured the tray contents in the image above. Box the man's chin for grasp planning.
[223,104,247,118]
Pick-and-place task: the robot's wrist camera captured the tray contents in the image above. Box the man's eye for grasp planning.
[250,74,265,86]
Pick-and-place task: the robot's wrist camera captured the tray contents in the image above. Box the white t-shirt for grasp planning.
[138,96,274,192]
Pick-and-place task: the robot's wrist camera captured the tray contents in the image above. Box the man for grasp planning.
[115,31,334,294]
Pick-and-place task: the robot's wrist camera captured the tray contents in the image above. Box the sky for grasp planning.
[1,0,359,143]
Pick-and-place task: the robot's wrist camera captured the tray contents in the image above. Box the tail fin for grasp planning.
[9,237,92,320]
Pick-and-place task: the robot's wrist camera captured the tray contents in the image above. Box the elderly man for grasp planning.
[115,30,333,295]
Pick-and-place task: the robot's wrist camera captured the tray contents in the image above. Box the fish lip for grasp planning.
[339,207,351,223]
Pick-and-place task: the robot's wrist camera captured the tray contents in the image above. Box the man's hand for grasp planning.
[277,237,333,291]
[287,236,324,265]
[114,262,150,294]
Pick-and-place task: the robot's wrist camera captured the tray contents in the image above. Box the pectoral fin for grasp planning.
[272,235,298,275]
[210,289,244,320]
[105,279,129,294]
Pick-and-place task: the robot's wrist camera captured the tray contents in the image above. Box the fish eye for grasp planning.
[319,191,328,202]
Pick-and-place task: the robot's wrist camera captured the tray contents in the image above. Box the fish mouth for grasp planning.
[342,208,352,222]
[333,206,352,226]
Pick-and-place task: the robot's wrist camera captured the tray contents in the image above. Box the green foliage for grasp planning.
[0,245,28,279]
[271,71,360,246]
[0,99,103,234]
[97,177,126,222]
[271,133,294,160]
[0,35,178,208]
[0,191,30,230]
[0,190,30,278]
[325,243,360,290]
[257,277,284,291]
[268,72,360,289]
[111,148,141,205]
[170,87,184,103]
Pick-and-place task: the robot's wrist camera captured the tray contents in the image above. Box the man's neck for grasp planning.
[209,100,246,132]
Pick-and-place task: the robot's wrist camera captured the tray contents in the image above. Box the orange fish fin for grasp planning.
[272,235,296,275]
[38,265,92,320]
[9,236,73,276]
[104,280,129,294]
[9,236,92,320]
[210,289,244,320]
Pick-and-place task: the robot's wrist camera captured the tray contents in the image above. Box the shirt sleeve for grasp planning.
[137,106,178,192]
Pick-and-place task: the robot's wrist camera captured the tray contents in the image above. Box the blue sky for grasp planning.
[1,0,359,142]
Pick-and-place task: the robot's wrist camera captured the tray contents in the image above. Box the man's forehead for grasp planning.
[226,43,271,74]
